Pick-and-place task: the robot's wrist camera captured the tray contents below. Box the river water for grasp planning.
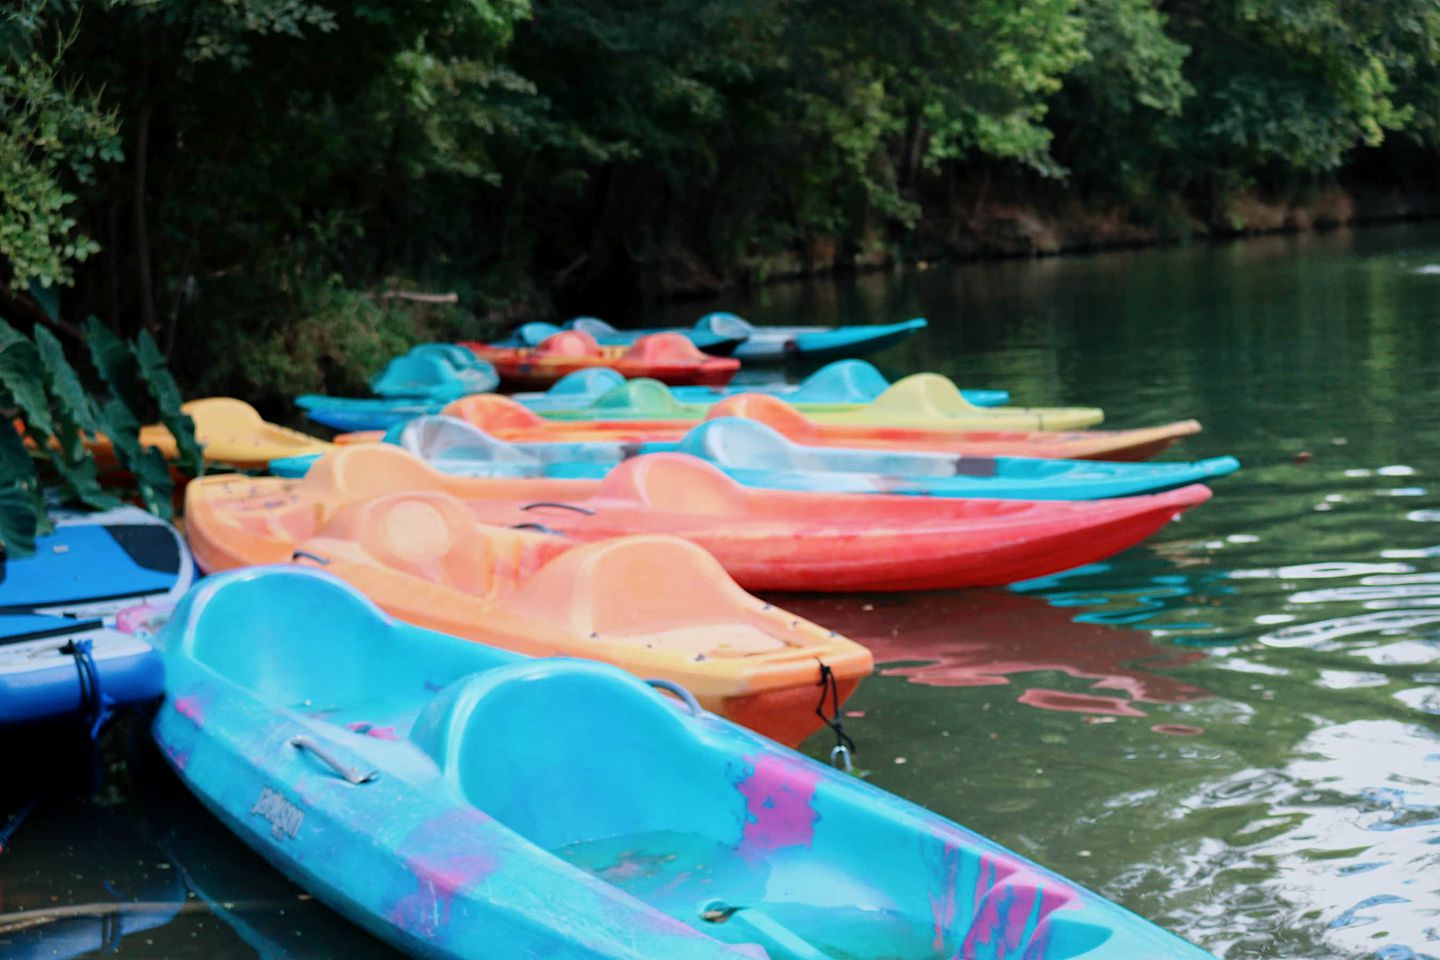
[4,224,1440,958]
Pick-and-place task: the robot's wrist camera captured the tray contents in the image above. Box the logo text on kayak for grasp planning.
[251,786,305,840]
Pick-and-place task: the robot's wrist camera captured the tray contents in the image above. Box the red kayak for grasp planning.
[449,452,1212,591]
[464,330,739,389]
[429,393,1202,461]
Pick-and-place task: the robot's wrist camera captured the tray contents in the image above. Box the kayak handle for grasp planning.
[645,679,702,716]
[520,501,595,516]
[510,522,561,536]
[290,737,379,785]
[291,550,330,565]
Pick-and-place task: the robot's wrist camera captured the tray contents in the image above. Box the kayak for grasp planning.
[516,363,1009,413]
[87,398,333,469]
[296,343,500,432]
[698,313,928,362]
[0,505,195,617]
[286,493,871,744]
[494,318,744,356]
[0,614,164,724]
[152,565,1217,960]
[671,359,1011,407]
[369,344,499,399]
[202,444,1213,592]
[294,394,450,433]
[429,393,1202,461]
[539,376,1105,431]
[321,413,1237,501]
[464,331,740,389]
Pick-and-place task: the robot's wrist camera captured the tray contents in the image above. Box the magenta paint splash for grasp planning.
[736,753,819,859]
[346,721,400,740]
[173,695,206,728]
[959,864,1073,958]
[386,810,498,939]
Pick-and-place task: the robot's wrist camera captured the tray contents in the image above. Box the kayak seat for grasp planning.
[301,444,448,502]
[183,567,485,714]
[621,333,709,364]
[444,395,551,433]
[597,454,748,516]
[546,368,626,397]
[707,394,816,438]
[589,377,688,416]
[534,330,604,358]
[323,492,558,600]
[696,311,755,340]
[398,416,543,470]
[409,659,740,851]
[678,418,826,473]
[868,373,979,417]
[565,316,620,338]
[789,360,890,403]
[499,535,789,657]
[513,321,564,346]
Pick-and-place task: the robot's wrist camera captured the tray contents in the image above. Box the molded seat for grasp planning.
[706,394,818,437]
[501,536,788,658]
[370,345,497,400]
[589,378,690,416]
[566,316,620,338]
[534,330,605,358]
[444,394,553,431]
[547,368,626,397]
[312,492,558,599]
[788,360,891,403]
[696,312,754,340]
[596,455,750,516]
[397,416,546,472]
[621,333,710,364]
[675,418,828,473]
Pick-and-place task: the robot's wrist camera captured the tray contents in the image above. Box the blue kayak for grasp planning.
[699,312,927,362]
[0,505,195,617]
[516,362,1008,414]
[494,318,744,356]
[296,344,499,432]
[272,414,1238,499]
[0,614,164,724]
[153,566,1215,960]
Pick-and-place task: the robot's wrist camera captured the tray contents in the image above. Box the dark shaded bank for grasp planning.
[623,173,1440,303]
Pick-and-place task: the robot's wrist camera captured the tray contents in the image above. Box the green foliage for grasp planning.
[0,0,1437,405]
[0,314,199,556]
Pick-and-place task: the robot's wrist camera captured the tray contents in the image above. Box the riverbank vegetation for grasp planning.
[3,0,1439,402]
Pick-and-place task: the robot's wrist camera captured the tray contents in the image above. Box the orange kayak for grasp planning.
[423,392,1201,461]
[188,444,1212,593]
[464,330,739,389]
[184,459,870,745]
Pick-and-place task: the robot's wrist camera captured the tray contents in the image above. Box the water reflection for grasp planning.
[780,589,1212,720]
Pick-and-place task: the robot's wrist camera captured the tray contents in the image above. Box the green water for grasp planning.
[4,224,1439,958]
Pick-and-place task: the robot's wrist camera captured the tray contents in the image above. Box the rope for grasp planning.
[815,662,856,771]
[1,638,115,855]
[60,638,113,742]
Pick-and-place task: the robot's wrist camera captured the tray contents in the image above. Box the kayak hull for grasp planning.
[207,445,1213,592]
[439,393,1203,461]
[295,395,446,432]
[153,568,1216,960]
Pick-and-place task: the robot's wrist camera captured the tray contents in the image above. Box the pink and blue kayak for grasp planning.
[153,566,1216,959]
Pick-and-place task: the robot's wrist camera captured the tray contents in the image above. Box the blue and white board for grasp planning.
[0,506,195,618]
[0,614,165,724]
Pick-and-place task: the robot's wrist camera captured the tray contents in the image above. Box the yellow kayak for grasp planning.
[544,374,1106,430]
[89,397,334,469]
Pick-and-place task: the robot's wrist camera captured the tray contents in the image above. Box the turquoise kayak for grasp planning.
[270,414,1239,499]
[497,314,926,362]
[153,566,1215,960]
[699,312,927,362]
[516,363,1008,414]
[494,318,744,356]
[296,344,499,432]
